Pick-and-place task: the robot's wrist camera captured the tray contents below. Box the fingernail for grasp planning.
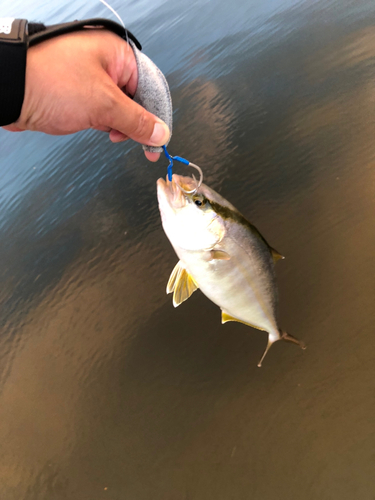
[149,121,170,146]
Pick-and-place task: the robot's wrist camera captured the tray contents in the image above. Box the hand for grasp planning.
[2,29,170,162]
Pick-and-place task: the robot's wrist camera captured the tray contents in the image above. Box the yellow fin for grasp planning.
[221,311,266,331]
[270,247,285,263]
[166,261,181,294]
[167,261,198,308]
[210,249,230,261]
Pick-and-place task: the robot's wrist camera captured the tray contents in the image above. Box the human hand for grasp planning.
[2,29,170,162]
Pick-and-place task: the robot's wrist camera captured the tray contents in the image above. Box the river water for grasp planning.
[0,0,374,499]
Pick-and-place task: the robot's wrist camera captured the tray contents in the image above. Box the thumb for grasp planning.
[103,80,170,147]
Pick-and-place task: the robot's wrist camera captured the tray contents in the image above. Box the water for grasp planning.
[0,0,374,498]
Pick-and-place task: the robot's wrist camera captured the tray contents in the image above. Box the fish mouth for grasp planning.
[157,174,197,210]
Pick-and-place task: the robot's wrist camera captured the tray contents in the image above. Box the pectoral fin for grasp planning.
[210,250,231,261]
[167,261,199,307]
[221,311,266,331]
[270,247,285,263]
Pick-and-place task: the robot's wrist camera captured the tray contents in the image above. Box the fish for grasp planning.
[157,174,306,367]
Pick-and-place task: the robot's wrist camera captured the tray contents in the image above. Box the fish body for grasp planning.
[157,175,304,366]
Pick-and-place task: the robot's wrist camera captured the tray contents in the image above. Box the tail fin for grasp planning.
[257,331,306,367]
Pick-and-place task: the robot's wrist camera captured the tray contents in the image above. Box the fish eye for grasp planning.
[192,195,207,208]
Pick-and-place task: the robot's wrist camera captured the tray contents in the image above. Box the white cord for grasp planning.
[99,0,129,49]
[99,0,125,28]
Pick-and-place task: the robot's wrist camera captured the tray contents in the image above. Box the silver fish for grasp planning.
[157,174,305,366]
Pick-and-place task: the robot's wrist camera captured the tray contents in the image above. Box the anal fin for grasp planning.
[221,311,266,331]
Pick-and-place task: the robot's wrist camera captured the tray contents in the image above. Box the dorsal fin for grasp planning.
[270,247,285,263]
[167,261,199,307]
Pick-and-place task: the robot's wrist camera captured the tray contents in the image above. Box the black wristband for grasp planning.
[29,18,142,50]
[0,18,28,126]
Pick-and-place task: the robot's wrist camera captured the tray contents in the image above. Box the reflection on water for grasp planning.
[0,0,375,498]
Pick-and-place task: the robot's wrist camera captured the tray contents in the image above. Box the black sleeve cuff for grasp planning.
[0,18,28,126]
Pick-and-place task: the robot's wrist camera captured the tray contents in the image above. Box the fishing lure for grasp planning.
[99,0,173,153]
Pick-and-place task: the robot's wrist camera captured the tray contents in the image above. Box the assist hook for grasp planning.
[162,146,203,194]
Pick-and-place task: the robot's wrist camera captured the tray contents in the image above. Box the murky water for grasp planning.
[0,0,374,498]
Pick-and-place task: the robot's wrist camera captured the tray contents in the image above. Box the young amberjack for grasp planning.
[157,175,305,366]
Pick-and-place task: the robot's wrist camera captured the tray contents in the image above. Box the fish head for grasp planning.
[157,174,225,251]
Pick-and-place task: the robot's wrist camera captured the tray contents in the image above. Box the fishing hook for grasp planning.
[162,145,203,194]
